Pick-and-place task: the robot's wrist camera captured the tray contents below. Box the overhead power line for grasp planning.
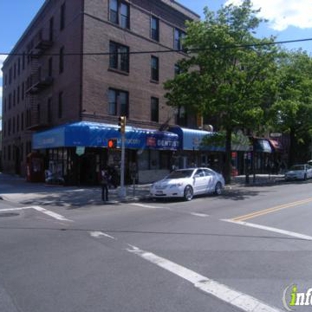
[0,37,312,57]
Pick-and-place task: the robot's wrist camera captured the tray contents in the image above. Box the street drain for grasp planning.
[0,212,20,217]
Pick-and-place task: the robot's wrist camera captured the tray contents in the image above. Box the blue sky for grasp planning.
[1,0,312,123]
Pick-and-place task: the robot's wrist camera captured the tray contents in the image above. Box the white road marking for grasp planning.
[32,206,73,222]
[127,245,282,312]
[130,203,167,209]
[223,219,312,241]
[130,203,209,218]
[90,231,115,239]
[0,207,32,212]
[0,206,72,222]
[190,213,209,217]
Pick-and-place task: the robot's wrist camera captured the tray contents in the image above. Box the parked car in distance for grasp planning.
[150,167,225,201]
[284,164,312,181]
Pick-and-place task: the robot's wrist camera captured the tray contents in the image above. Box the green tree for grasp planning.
[269,50,312,165]
[164,0,279,183]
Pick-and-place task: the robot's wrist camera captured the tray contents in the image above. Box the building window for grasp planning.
[48,97,52,123]
[151,16,159,41]
[8,119,11,136]
[60,2,66,30]
[109,0,129,29]
[18,58,21,75]
[49,17,54,41]
[59,46,64,73]
[174,28,186,51]
[9,67,12,84]
[58,92,63,119]
[48,57,53,76]
[17,86,20,104]
[9,93,12,109]
[151,97,159,122]
[151,56,159,82]
[109,42,129,72]
[13,90,16,106]
[176,106,187,126]
[8,145,11,161]
[26,141,32,156]
[14,63,16,80]
[21,112,24,130]
[174,64,182,76]
[22,53,25,70]
[13,117,15,134]
[108,88,129,116]
[20,143,24,162]
[26,109,31,127]
[22,82,25,101]
[37,104,41,122]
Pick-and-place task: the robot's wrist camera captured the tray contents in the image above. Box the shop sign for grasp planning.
[76,146,85,156]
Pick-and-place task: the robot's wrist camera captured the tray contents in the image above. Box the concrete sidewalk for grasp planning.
[0,172,285,207]
[0,173,151,207]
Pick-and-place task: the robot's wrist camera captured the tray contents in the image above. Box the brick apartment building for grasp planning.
[2,0,215,185]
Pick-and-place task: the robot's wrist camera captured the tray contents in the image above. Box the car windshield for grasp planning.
[166,170,194,179]
[290,165,305,171]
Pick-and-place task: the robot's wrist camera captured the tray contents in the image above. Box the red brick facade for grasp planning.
[1,0,199,176]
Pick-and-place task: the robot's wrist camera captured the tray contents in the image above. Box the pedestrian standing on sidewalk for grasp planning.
[100,168,110,202]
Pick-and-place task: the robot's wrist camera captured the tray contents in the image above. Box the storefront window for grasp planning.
[138,150,149,170]
[150,150,159,169]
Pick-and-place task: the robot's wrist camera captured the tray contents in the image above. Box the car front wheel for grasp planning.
[184,185,193,201]
[214,182,222,195]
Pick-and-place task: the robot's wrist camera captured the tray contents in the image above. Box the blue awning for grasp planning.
[169,126,218,151]
[33,121,179,150]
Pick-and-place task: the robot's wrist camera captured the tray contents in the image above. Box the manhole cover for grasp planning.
[0,212,20,217]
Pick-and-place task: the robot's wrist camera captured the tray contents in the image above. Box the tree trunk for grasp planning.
[224,128,232,184]
[288,128,296,167]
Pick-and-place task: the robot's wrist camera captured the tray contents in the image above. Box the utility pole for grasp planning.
[118,116,126,200]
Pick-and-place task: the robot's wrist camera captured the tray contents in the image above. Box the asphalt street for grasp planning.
[1,173,312,311]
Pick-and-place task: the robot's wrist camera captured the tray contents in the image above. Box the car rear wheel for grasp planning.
[214,182,222,195]
[184,185,193,201]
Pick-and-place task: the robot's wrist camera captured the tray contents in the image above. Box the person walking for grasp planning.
[100,168,110,202]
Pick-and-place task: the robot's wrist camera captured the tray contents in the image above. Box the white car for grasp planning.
[150,168,225,201]
[284,164,312,181]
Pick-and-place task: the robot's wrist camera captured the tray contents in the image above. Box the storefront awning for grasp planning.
[169,126,217,151]
[33,121,179,150]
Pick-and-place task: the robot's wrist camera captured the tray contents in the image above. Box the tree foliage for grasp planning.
[164,0,279,183]
[269,50,312,164]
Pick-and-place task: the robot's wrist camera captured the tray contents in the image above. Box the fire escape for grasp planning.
[25,29,53,130]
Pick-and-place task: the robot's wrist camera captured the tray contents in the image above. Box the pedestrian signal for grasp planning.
[107,139,117,149]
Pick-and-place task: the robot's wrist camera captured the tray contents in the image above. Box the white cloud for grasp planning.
[225,0,312,31]
[0,55,7,78]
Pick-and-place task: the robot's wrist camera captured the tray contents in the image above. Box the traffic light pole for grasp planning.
[119,132,126,200]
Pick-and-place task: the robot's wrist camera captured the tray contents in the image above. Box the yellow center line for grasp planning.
[231,197,312,222]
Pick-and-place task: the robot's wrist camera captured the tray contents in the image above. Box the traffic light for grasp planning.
[118,116,126,134]
[107,138,117,149]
